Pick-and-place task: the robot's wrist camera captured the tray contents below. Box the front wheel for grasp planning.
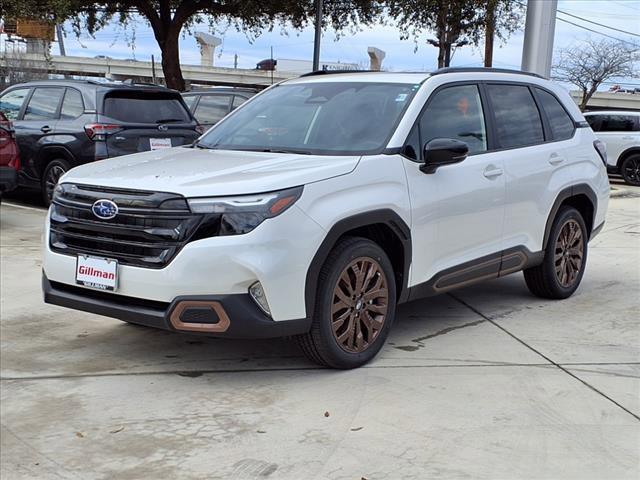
[524,206,588,299]
[296,237,396,369]
[41,159,70,205]
[621,154,640,186]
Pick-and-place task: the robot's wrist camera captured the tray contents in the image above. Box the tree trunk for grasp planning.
[444,41,452,67]
[159,28,185,91]
[581,84,599,111]
[484,0,496,67]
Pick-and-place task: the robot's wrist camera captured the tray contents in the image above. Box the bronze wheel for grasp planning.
[331,257,389,353]
[554,219,584,288]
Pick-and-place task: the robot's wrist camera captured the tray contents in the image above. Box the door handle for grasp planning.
[621,136,634,140]
[483,166,503,178]
[40,126,52,133]
[548,153,565,165]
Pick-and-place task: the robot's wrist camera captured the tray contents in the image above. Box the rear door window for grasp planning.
[60,89,84,120]
[0,88,30,120]
[534,88,575,141]
[102,93,192,123]
[486,84,544,149]
[598,115,637,132]
[24,87,64,121]
[194,95,232,125]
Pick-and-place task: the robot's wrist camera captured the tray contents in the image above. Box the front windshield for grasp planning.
[198,81,418,155]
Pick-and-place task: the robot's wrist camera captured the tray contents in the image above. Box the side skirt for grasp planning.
[406,246,544,302]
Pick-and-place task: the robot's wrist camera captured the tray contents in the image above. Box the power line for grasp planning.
[556,17,639,45]
[557,9,640,37]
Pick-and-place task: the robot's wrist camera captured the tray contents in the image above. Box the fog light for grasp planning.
[249,281,271,316]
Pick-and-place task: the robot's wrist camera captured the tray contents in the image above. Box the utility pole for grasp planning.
[55,24,66,56]
[151,54,157,84]
[312,0,323,71]
[521,0,558,77]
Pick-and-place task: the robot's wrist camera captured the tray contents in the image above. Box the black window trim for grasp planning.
[395,79,581,161]
[60,87,86,120]
[23,86,66,121]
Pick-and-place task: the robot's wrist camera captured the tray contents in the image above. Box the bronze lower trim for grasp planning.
[169,300,231,333]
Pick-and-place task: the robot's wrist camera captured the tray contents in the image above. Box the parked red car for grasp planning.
[0,112,20,194]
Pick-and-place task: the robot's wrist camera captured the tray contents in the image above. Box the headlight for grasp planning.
[187,186,303,235]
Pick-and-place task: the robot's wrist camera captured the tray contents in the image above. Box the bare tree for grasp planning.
[553,37,639,111]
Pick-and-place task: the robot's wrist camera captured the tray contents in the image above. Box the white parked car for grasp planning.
[584,110,640,186]
[42,68,609,368]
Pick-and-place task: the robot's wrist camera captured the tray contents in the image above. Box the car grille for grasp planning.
[49,183,205,269]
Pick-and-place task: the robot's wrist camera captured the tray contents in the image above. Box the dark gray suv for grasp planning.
[0,80,201,203]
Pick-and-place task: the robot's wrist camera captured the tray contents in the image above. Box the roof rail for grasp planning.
[432,67,545,79]
[299,69,375,77]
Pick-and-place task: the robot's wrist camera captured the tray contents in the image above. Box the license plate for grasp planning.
[76,255,118,291]
[149,138,172,150]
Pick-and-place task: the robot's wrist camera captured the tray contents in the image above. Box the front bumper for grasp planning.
[43,275,310,338]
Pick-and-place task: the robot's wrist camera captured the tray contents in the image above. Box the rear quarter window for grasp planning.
[534,88,575,141]
[102,92,192,123]
[598,115,637,132]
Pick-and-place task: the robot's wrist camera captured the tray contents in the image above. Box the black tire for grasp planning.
[524,206,588,299]
[41,159,71,205]
[620,154,640,186]
[296,237,396,369]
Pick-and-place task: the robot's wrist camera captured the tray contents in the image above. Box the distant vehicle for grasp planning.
[0,79,201,203]
[256,58,359,74]
[585,110,640,186]
[0,112,20,194]
[42,68,608,368]
[182,87,259,128]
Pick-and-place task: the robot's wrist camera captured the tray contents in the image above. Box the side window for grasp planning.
[486,84,544,149]
[0,88,30,121]
[232,95,248,110]
[535,89,575,141]
[419,84,487,155]
[60,89,84,120]
[194,95,231,125]
[24,87,64,121]
[600,115,636,132]
[585,115,601,132]
[182,95,198,111]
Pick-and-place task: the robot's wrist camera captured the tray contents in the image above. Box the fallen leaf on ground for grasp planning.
[350,427,364,431]
[324,411,330,417]
[109,426,125,434]
[75,432,84,438]
[257,430,267,434]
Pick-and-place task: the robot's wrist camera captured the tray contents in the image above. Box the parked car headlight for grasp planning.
[187,186,303,235]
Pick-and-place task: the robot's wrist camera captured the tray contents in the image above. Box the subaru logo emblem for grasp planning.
[92,199,119,220]
[158,124,168,131]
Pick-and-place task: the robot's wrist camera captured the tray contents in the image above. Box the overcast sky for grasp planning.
[3,0,640,87]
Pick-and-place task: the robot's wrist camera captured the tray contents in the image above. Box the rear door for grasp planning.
[589,114,639,165]
[99,90,199,157]
[14,86,65,181]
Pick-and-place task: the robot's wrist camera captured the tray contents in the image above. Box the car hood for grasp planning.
[61,147,361,197]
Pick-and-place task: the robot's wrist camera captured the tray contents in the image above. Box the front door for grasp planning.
[404,83,505,289]
[14,86,65,182]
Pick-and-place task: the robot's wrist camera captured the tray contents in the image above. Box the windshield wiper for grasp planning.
[258,148,312,155]
[156,118,184,124]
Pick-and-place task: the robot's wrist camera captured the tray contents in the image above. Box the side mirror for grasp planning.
[420,138,469,174]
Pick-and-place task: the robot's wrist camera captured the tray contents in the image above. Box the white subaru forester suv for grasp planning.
[43,68,609,369]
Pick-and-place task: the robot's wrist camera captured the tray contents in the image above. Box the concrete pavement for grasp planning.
[1,189,639,480]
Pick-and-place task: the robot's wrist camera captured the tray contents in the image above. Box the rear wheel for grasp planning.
[620,154,640,186]
[296,237,396,369]
[524,206,588,299]
[41,159,70,205]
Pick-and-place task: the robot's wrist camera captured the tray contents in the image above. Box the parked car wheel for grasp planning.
[42,159,70,205]
[620,154,640,186]
[296,237,396,369]
[524,206,588,299]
